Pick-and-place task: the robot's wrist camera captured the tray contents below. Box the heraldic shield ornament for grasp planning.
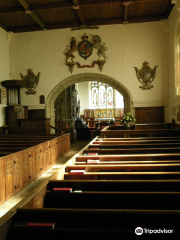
[77,34,93,60]
[134,61,158,90]
[20,69,41,95]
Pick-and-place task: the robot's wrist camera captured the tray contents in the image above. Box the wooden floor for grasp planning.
[0,138,92,218]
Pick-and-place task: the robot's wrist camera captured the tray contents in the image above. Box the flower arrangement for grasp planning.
[121,112,136,126]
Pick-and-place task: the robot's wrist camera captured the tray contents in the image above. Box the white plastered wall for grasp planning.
[7,20,172,125]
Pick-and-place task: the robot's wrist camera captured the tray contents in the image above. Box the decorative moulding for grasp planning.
[0,104,7,108]
[1,80,26,88]
[28,104,45,110]
[133,100,168,108]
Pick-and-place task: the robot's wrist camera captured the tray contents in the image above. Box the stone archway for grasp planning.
[45,73,133,131]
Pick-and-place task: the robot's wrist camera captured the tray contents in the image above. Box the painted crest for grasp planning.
[134,61,158,90]
[77,34,93,60]
[20,69,41,94]
[91,35,108,61]
[64,34,108,73]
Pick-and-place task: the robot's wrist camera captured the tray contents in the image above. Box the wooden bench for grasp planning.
[46,179,180,192]
[75,153,180,162]
[65,163,180,172]
[101,127,180,138]
[44,190,180,210]
[0,133,70,206]
[64,163,180,180]
[89,142,180,148]
[96,136,180,141]
[64,171,180,180]
[83,147,180,155]
[8,208,180,239]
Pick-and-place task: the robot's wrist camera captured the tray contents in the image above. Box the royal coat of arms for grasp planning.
[63,34,108,73]
[20,69,41,94]
[134,61,158,90]
[77,35,93,60]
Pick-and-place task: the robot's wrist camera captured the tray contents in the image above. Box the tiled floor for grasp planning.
[0,137,93,219]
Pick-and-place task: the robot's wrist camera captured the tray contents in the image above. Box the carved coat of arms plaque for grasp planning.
[20,69,41,94]
[134,61,158,90]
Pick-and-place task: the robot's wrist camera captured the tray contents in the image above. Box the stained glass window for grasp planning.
[91,81,114,109]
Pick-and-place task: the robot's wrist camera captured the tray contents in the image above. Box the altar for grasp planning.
[95,118,115,121]
[84,108,123,129]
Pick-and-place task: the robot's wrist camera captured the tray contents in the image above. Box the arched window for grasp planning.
[91,81,123,109]
[91,81,114,108]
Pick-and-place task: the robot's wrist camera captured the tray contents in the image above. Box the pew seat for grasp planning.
[75,153,180,162]
[47,179,180,192]
[83,148,180,155]
[44,190,180,210]
[9,208,180,239]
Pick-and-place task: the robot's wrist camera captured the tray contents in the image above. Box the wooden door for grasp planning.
[58,136,63,158]
[35,145,41,179]
[39,143,45,173]
[21,149,31,188]
[29,147,36,181]
[63,135,68,154]
[5,155,15,201]
[51,139,56,164]
[135,107,165,124]
[13,152,22,194]
[0,157,5,206]
[32,187,46,208]
[44,142,50,170]
[48,140,53,166]
[62,136,65,156]
[67,134,70,152]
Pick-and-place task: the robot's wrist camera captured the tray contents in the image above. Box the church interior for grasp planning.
[1,0,180,238]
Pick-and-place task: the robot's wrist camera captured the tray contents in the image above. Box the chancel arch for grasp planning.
[45,73,133,131]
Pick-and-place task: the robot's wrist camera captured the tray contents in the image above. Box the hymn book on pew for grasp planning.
[74,189,82,193]
[12,221,56,229]
[70,170,85,174]
[87,159,100,164]
[52,188,72,193]
[87,153,98,155]
[27,222,56,229]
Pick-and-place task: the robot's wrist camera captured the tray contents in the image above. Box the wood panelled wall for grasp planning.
[0,134,70,207]
[135,107,165,124]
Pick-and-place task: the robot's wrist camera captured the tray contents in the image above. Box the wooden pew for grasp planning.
[44,179,180,210]
[64,171,180,180]
[101,127,180,138]
[75,153,180,162]
[44,190,180,210]
[46,179,180,192]
[64,162,180,180]
[89,143,180,148]
[83,147,180,155]
[75,160,180,165]
[8,208,180,239]
[96,136,180,141]
[65,163,180,172]
[0,133,70,206]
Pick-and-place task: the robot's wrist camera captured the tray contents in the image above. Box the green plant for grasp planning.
[121,112,136,125]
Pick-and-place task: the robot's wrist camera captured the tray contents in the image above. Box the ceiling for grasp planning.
[0,0,175,33]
